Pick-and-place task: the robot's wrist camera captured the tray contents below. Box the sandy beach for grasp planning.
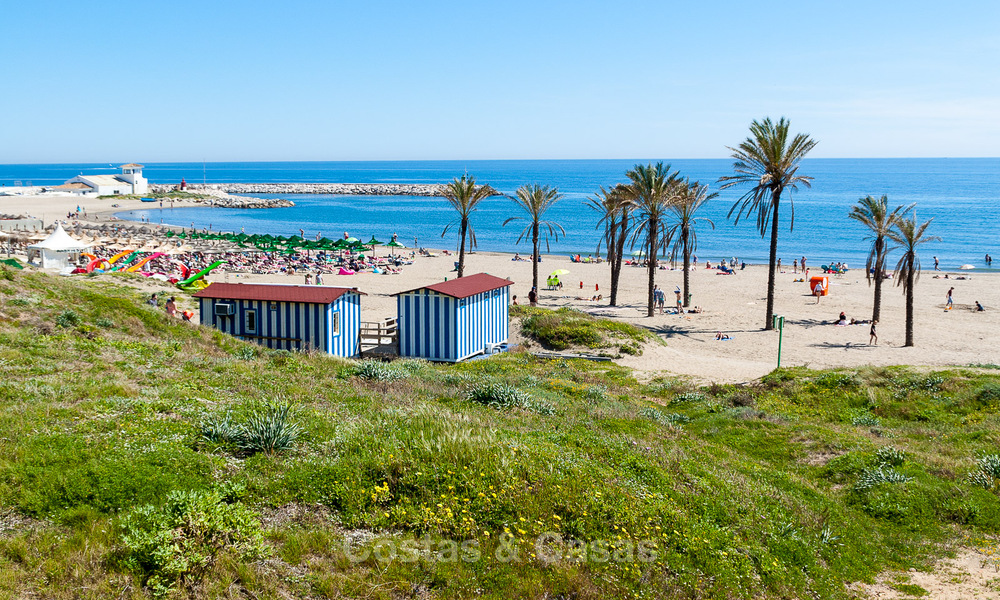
[4,192,998,383]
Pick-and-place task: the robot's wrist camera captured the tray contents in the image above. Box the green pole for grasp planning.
[773,315,785,368]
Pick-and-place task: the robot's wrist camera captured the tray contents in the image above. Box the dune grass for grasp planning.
[0,271,998,598]
[511,305,655,354]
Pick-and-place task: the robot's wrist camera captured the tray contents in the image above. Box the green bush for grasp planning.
[875,446,906,467]
[55,310,80,328]
[467,381,533,411]
[852,413,881,427]
[119,490,266,596]
[968,455,1000,490]
[354,359,405,382]
[853,466,912,493]
[238,402,301,456]
[199,413,242,446]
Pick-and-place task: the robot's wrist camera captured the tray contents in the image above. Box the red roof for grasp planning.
[193,283,362,304]
[397,273,512,299]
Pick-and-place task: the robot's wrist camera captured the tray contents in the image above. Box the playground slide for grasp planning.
[177,260,225,288]
[109,251,142,272]
[126,252,164,273]
[106,249,133,266]
[171,260,190,279]
[85,258,110,273]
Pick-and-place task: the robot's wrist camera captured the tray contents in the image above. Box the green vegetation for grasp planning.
[512,304,656,354]
[0,271,999,598]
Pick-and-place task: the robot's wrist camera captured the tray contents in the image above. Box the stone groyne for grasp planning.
[189,183,502,197]
[149,184,295,208]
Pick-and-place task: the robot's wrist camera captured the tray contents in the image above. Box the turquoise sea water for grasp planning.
[2,159,997,268]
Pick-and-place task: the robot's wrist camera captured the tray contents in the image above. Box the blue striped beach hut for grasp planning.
[193,283,363,357]
[395,273,512,362]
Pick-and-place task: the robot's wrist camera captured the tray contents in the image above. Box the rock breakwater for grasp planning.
[192,183,501,197]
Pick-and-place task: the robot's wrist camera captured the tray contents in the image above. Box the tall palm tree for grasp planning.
[665,181,717,308]
[440,174,496,278]
[888,214,940,347]
[503,184,565,293]
[586,184,632,306]
[719,117,817,330]
[848,195,913,322]
[626,162,683,317]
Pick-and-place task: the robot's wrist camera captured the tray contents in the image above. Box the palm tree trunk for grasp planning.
[764,191,780,330]
[682,226,690,307]
[872,243,883,323]
[905,255,915,346]
[531,223,539,293]
[610,214,629,307]
[646,220,656,317]
[457,219,467,278]
[607,221,619,306]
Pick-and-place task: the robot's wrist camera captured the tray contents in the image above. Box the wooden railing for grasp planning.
[360,317,398,349]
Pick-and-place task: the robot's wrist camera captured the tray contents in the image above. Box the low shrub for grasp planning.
[853,466,912,493]
[466,380,552,414]
[875,446,906,467]
[238,402,302,456]
[639,407,690,426]
[55,310,80,328]
[354,359,405,382]
[968,455,1000,490]
[852,413,882,427]
[119,490,266,596]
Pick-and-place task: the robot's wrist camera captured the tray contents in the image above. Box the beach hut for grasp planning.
[26,224,91,270]
[395,273,512,362]
[193,283,364,357]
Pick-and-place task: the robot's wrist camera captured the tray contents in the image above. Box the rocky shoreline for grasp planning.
[187,182,502,197]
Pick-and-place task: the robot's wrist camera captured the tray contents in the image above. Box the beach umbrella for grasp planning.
[630,249,646,257]
[345,237,359,243]
[550,269,570,276]
[959,264,975,270]
[385,239,406,255]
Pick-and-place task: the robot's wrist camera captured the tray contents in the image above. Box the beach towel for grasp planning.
[338,268,355,275]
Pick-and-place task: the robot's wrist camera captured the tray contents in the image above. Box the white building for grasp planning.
[55,163,149,196]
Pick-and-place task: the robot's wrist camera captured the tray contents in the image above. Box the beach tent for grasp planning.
[27,225,91,270]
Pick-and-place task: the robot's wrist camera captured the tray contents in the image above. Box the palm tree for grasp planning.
[719,117,817,330]
[848,195,913,322]
[440,174,496,278]
[626,163,683,317]
[888,214,940,347]
[665,181,717,308]
[503,184,565,293]
[586,184,632,306]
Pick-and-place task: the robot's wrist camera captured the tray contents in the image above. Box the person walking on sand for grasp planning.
[801,256,807,272]
[165,296,177,318]
[946,287,954,309]
[813,279,824,304]
[869,320,878,345]
[934,256,940,271]
[315,271,323,286]
[528,286,538,306]
[304,272,312,285]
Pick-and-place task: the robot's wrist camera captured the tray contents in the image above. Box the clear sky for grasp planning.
[3,0,998,162]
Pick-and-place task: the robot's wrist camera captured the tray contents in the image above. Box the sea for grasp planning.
[1,159,997,269]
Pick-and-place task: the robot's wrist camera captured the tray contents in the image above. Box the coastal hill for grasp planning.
[0,269,999,598]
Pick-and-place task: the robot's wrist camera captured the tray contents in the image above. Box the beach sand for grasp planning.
[5,192,998,383]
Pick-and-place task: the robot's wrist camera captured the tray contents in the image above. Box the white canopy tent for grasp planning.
[27,225,91,270]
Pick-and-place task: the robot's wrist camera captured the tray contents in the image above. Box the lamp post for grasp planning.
[772,315,785,368]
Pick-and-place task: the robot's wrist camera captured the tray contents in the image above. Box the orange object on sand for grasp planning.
[809,276,829,296]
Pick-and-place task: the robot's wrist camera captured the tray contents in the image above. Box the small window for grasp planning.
[269,302,278,311]
[332,311,341,336]
[493,289,501,297]
[245,309,257,334]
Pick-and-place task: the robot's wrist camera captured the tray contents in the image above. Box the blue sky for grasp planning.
[3,0,998,162]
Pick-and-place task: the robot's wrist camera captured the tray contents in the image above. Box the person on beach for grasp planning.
[777,258,782,270]
[934,256,940,271]
[653,285,664,313]
[528,286,538,306]
[315,271,323,286]
[147,293,158,307]
[976,301,985,311]
[946,287,954,309]
[801,256,807,272]
[512,295,518,306]
[869,320,878,345]
[304,272,312,285]
[813,280,824,304]
[675,289,683,316]
[793,259,798,273]
[165,297,177,318]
